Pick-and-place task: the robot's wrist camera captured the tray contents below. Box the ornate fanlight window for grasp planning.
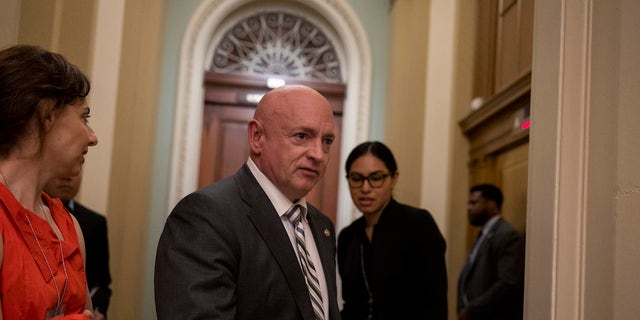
[211,11,342,83]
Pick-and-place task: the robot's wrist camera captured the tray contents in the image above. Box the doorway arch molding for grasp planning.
[169,0,371,230]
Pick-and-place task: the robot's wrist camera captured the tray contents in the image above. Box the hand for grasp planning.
[49,310,96,319]
[93,310,105,320]
[82,309,94,319]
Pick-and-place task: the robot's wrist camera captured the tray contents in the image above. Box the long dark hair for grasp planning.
[0,45,90,158]
[345,141,398,174]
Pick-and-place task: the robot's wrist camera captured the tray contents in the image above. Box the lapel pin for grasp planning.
[324,229,331,237]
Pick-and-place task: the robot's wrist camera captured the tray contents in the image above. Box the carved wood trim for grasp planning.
[459,69,531,161]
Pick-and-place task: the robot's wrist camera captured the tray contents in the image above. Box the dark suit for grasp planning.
[155,164,340,320]
[457,218,525,320]
[338,198,448,320]
[66,200,112,316]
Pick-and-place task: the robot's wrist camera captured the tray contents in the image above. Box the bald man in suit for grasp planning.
[155,85,340,319]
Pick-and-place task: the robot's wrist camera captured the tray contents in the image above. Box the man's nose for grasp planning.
[307,139,326,161]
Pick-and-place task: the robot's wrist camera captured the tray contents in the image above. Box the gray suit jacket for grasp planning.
[457,218,525,320]
[155,164,339,319]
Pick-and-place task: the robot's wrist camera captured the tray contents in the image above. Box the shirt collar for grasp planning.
[482,215,501,235]
[66,199,75,211]
[247,158,308,219]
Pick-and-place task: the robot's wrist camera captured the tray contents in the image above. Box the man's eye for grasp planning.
[323,137,334,146]
[295,133,307,140]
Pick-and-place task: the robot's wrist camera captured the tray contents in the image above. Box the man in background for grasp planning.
[457,184,525,320]
[44,173,112,320]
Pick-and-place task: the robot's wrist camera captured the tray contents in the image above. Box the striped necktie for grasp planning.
[286,204,325,320]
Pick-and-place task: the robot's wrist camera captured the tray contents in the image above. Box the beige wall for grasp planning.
[614,1,640,318]
[106,0,163,318]
[18,0,96,78]
[0,0,20,49]
[439,2,475,318]
[528,0,640,319]
[80,0,125,214]
[385,0,429,206]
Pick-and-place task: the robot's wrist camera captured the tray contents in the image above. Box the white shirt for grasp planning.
[247,158,329,319]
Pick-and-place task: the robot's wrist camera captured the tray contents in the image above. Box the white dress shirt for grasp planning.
[247,158,329,319]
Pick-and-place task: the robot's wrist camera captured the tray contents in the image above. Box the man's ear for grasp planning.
[247,119,264,155]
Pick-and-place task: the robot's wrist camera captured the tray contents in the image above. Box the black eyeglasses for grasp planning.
[347,171,390,188]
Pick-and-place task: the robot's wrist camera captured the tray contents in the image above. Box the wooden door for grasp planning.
[495,143,528,232]
[199,72,345,224]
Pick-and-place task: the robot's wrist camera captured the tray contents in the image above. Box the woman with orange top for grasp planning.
[0,45,98,319]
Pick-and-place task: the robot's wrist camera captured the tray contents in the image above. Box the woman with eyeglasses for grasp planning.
[337,141,447,320]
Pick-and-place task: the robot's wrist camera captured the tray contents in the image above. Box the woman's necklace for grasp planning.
[360,242,373,320]
[1,169,69,317]
[24,200,69,318]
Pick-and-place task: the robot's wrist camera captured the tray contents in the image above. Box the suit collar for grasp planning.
[465,218,507,271]
[377,197,399,222]
[235,164,319,319]
[481,215,501,235]
[246,158,310,217]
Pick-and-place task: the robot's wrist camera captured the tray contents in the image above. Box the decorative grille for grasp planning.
[211,11,342,82]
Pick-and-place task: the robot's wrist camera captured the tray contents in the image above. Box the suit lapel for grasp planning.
[467,218,504,274]
[235,165,315,319]
[307,209,334,280]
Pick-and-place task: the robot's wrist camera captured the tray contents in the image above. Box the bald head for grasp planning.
[254,84,331,122]
[248,84,336,201]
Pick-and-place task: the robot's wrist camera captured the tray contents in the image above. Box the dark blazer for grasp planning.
[67,201,112,316]
[337,198,448,320]
[457,218,525,320]
[155,164,340,320]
